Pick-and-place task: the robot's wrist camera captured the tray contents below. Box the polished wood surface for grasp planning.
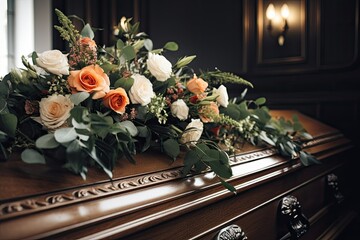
[0,110,355,240]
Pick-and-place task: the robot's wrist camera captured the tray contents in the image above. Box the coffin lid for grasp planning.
[0,110,352,239]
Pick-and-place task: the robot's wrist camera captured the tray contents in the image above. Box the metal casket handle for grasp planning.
[215,224,247,240]
[279,195,309,239]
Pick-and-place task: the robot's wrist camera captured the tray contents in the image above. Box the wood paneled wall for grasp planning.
[52,0,360,146]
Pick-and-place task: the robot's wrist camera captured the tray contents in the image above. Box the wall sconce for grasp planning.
[265,3,290,46]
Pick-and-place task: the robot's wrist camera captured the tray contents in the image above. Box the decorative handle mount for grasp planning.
[215,224,247,240]
[279,195,309,239]
[327,173,344,203]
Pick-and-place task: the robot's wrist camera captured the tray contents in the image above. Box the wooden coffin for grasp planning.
[0,110,356,240]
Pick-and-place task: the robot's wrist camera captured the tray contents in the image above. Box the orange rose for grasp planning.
[199,102,219,123]
[68,64,110,99]
[80,37,97,50]
[187,75,208,95]
[103,87,130,114]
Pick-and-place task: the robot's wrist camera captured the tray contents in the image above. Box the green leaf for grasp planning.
[0,79,9,96]
[116,39,125,49]
[144,39,153,51]
[114,77,134,92]
[0,113,18,137]
[87,148,113,178]
[21,149,46,164]
[100,62,117,74]
[36,133,60,149]
[300,151,321,166]
[183,149,201,176]
[70,92,90,105]
[0,98,8,113]
[220,103,241,120]
[81,23,95,39]
[164,41,178,51]
[70,106,88,123]
[174,55,196,68]
[163,138,180,160]
[121,45,136,61]
[255,97,266,106]
[65,140,88,178]
[259,131,275,146]
[220,179,237,194]
[0,130,8,142]
[54,127,77,143]
[118,120,138,137]
[207,160,232,179]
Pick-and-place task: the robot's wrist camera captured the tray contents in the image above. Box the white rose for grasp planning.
[171,99,189,120]
[36,50,69,76]
[213,85,229,107]
[129,74,155,106]
[146,52,172,81]
[39,94,74,129]
[180,119,204,146]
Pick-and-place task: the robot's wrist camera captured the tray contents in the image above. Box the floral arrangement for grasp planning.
[0,9,319,192]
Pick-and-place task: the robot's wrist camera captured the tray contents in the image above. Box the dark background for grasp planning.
[52,0,360,150]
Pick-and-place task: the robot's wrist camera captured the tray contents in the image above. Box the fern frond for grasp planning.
[199,69,253,88]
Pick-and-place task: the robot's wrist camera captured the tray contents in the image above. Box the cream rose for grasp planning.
[171,99,189,120]
[146,52,172,81]
[180,119,204,146]
[36,50,69,76]
[213,85,229,107]
[39,94,74,129]
[129,74,155,106]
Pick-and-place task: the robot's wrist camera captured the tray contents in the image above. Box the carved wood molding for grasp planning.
[0,169,182,219]
[0,132,344,219]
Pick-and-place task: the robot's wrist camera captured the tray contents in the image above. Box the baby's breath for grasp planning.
[148,94,168,124]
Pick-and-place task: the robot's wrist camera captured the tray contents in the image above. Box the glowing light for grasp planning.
[266,4,276,20]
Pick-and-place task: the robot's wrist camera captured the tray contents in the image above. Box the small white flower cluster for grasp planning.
[148,95,169,124]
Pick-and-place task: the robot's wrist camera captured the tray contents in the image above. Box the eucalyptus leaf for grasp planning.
[118,120,139,137]
[81,23,95,39]
[163,138,180,160]
[220,179,237,194]
[87,148,113,178]
[121,45,136,61]
[70,106,88,123]
[114,77,134,92]
[0,113,18,137]
[21,149,46,164]
[163,41,178,51]
[183,149,201,176]
[207,160,232,179]
[54,127,77,143]
[70,92,90,105]
[116,39,125,49]
[255,97,266,106]
[35,133,60,149]
[144,39,153,51]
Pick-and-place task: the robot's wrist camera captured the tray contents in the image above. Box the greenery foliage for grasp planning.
[0,9,319,192]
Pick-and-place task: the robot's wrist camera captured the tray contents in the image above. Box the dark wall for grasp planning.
[52,0,360,146]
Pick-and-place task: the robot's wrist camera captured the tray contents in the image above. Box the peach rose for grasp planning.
[68,64,110,99]
[199,102,220,123]
[80,37,97,51]
[103,87,130,114]
[187,75,208,95]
